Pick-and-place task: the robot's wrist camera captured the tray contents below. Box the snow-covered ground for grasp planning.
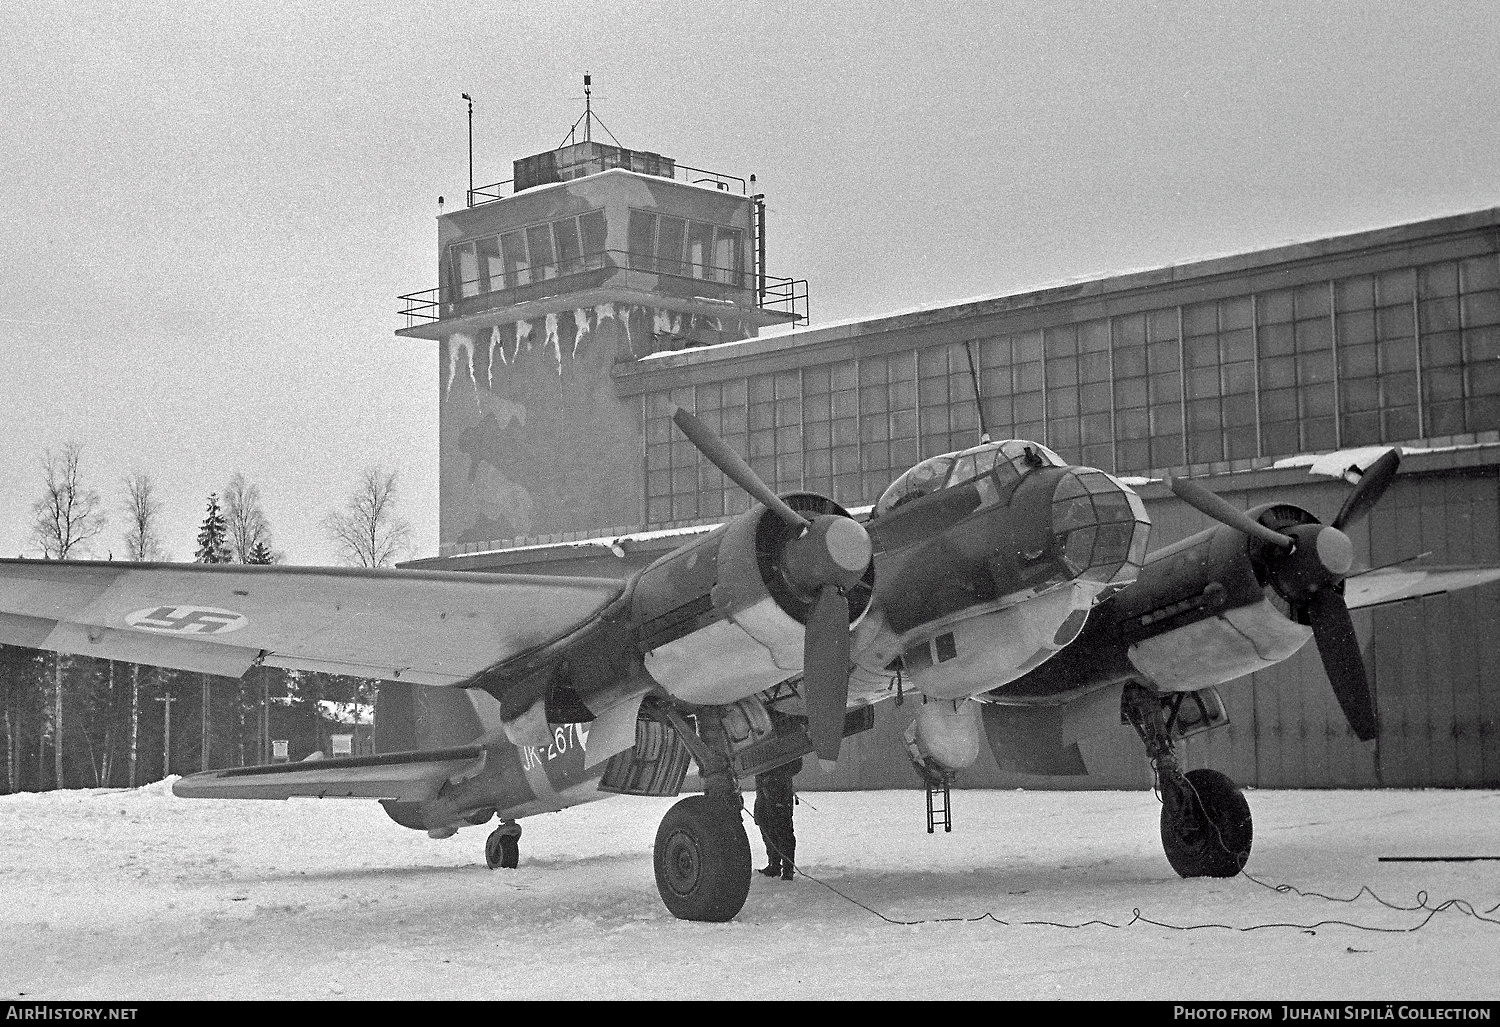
[2,783,1498,1000]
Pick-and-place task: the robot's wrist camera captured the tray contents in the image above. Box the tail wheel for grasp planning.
[1160,768,1252,878]
[485,822,522,870]
[653,794,752,922]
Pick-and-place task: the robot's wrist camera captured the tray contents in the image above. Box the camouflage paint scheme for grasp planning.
[435,173,762,550]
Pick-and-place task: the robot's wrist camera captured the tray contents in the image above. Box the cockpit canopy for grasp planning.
[873,439,1068,518]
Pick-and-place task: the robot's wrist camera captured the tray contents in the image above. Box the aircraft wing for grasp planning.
[0,559,624,685]
[172,745,488,800]
[1343,563,1500,610]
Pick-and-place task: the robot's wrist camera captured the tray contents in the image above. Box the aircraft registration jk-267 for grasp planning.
[3,410,1497,921]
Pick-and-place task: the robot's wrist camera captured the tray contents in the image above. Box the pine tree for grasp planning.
[194,495,231,564]
[247,541,273,565]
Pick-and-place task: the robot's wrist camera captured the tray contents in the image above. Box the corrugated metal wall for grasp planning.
[800,459,1500,792]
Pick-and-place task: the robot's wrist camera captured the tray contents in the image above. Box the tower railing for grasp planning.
[398,249,807,327]
[465,161,747,207]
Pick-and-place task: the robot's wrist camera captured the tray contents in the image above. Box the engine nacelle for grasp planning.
[903,699,983,784]
[632,494,873,706]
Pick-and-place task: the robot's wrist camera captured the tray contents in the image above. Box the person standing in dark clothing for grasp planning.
[754,755,802,880]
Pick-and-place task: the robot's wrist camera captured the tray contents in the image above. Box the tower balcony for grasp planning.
[396,248,807,342]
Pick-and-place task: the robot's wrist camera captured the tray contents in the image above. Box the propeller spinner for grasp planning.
[1166,450,1401,742]
[670,407,872,764]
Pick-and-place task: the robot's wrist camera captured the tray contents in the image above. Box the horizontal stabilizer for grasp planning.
[1344,564,1500,610]
[172,745,486,801]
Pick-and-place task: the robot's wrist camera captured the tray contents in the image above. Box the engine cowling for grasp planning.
[632,494,874,705]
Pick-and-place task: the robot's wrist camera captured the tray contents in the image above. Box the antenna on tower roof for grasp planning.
[561,72,622,149]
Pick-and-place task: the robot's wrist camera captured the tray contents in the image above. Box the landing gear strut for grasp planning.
[651,702,754,922]
[1123,684,1251,877]
[485,820,522,870]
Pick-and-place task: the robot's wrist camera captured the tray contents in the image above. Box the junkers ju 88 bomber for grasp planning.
[2,409,1494,920]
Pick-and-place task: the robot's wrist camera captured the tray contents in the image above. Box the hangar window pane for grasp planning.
[1257,290,1294,325]
[1013,392,1043,422]
[1116,439,1150,471]
[1014,331,1044,362]
[1299,350,1335,384]
[1188,430,1223,464]
[1113,346,1146,378]
[720,405,746,435]
[1465,325,1500,362]
[1377,305,1415,339]
[805,420,830,449]
[1114,377,1147,409]
[1225,426,1257,459]
[1376,269,1416,306]
[1183,302,1217,336]
[1338,309,1376,347]
[1463,292,1500,327]
[1381,372,1418,408]
[1079,319,1111,353]
[1379,338,1417,373]
[1222,360,1255,395]
[1220,296,1254,331]
[1079,351,1111,383]
[1147,371,1181,406]
[1222,393,1256,428]
[1424,367,1464,403]
[1342,377,1380,413]
[1186,366,1220,400]
[1295,283,1330,319]
[889,379,915,410]
[1259,322,1294,357]
[1426,398,1466,436]
[1220,328,1254,364]
[832,390,858,419]
[919,376,949,407]
[1261,388,1298,422]
[1116,407,1149,440]
[890,408,918,439]
[1424,331,1462,367]
[1150,435,1183,468]
[1342,410,1380,446]
[1302,383,1335,418]
[1419,262,1459,298]
[1468,395,1500,433]
[1151,403,1184,436]
[1461,255,1500,292]
[1262,421,1298,456]
[1183,334,1219,368]
[1081,382,1112,414]
[1148,340,1180,373]
[1335,276,1375,313]
[1382,406,1418,441]
[1187,398,1221,432]
[980,366,1009,397]
[804,366,830,394]
[775,398,801,427]
[918,346,949,378]
[1045,326,1078,358]
[1051,418,1080,451]
[920,406,950,439]
[977,336,1009,368]
[860,386,888,416]
[1295,318,1332,352]
[1147,309,1179,342]
[1113,314,1146,347]
[1080,411,1112,444]
[1046,356,1078,388]
[1304,417,1337,451]
[1016,361,1044,392]
[1050,387,1079,417]
[1420,297,1461,333]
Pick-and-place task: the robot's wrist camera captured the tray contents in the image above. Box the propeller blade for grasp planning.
[671,406,809,531]
[803,585,852,764]
[1305,588,1379,742]
[1332,449,1401,531]
[1166,475,1294,550]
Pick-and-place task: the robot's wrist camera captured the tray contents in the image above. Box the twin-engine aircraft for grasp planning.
[2,410,1495,921]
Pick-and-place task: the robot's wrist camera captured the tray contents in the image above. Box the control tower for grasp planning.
[397,106,806,554]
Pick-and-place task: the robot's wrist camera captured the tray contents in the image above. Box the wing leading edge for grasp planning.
[0,559,624,685]
[172,745,488,801]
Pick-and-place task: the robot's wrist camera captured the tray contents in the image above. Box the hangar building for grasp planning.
[398,137,1500,791]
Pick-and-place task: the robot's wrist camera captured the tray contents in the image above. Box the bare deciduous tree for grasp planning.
[121,470,165,562]
[223,471,274,564]
[31,443,105,559]
[322,466,413,568]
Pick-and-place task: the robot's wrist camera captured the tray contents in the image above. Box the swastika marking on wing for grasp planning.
[125,605,249,635]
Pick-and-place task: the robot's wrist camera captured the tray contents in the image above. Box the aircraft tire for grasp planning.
[653,794,752,922]
[1160,768,1252,878]
[485,822,522,870]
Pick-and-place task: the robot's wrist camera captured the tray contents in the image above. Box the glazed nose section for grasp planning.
[1051,469,1152,584]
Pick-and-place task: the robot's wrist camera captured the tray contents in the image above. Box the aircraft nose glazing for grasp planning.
[1050,469,1151,584]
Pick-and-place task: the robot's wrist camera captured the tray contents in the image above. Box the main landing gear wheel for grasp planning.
[485,821,522,870]
[653,795,752,922]
[1160,768,1252,878]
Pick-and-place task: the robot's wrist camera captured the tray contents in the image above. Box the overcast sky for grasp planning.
[3,0,1499,564]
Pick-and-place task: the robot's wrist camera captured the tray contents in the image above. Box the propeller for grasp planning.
[1166,452,1401,743]
[670,407,872,764]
